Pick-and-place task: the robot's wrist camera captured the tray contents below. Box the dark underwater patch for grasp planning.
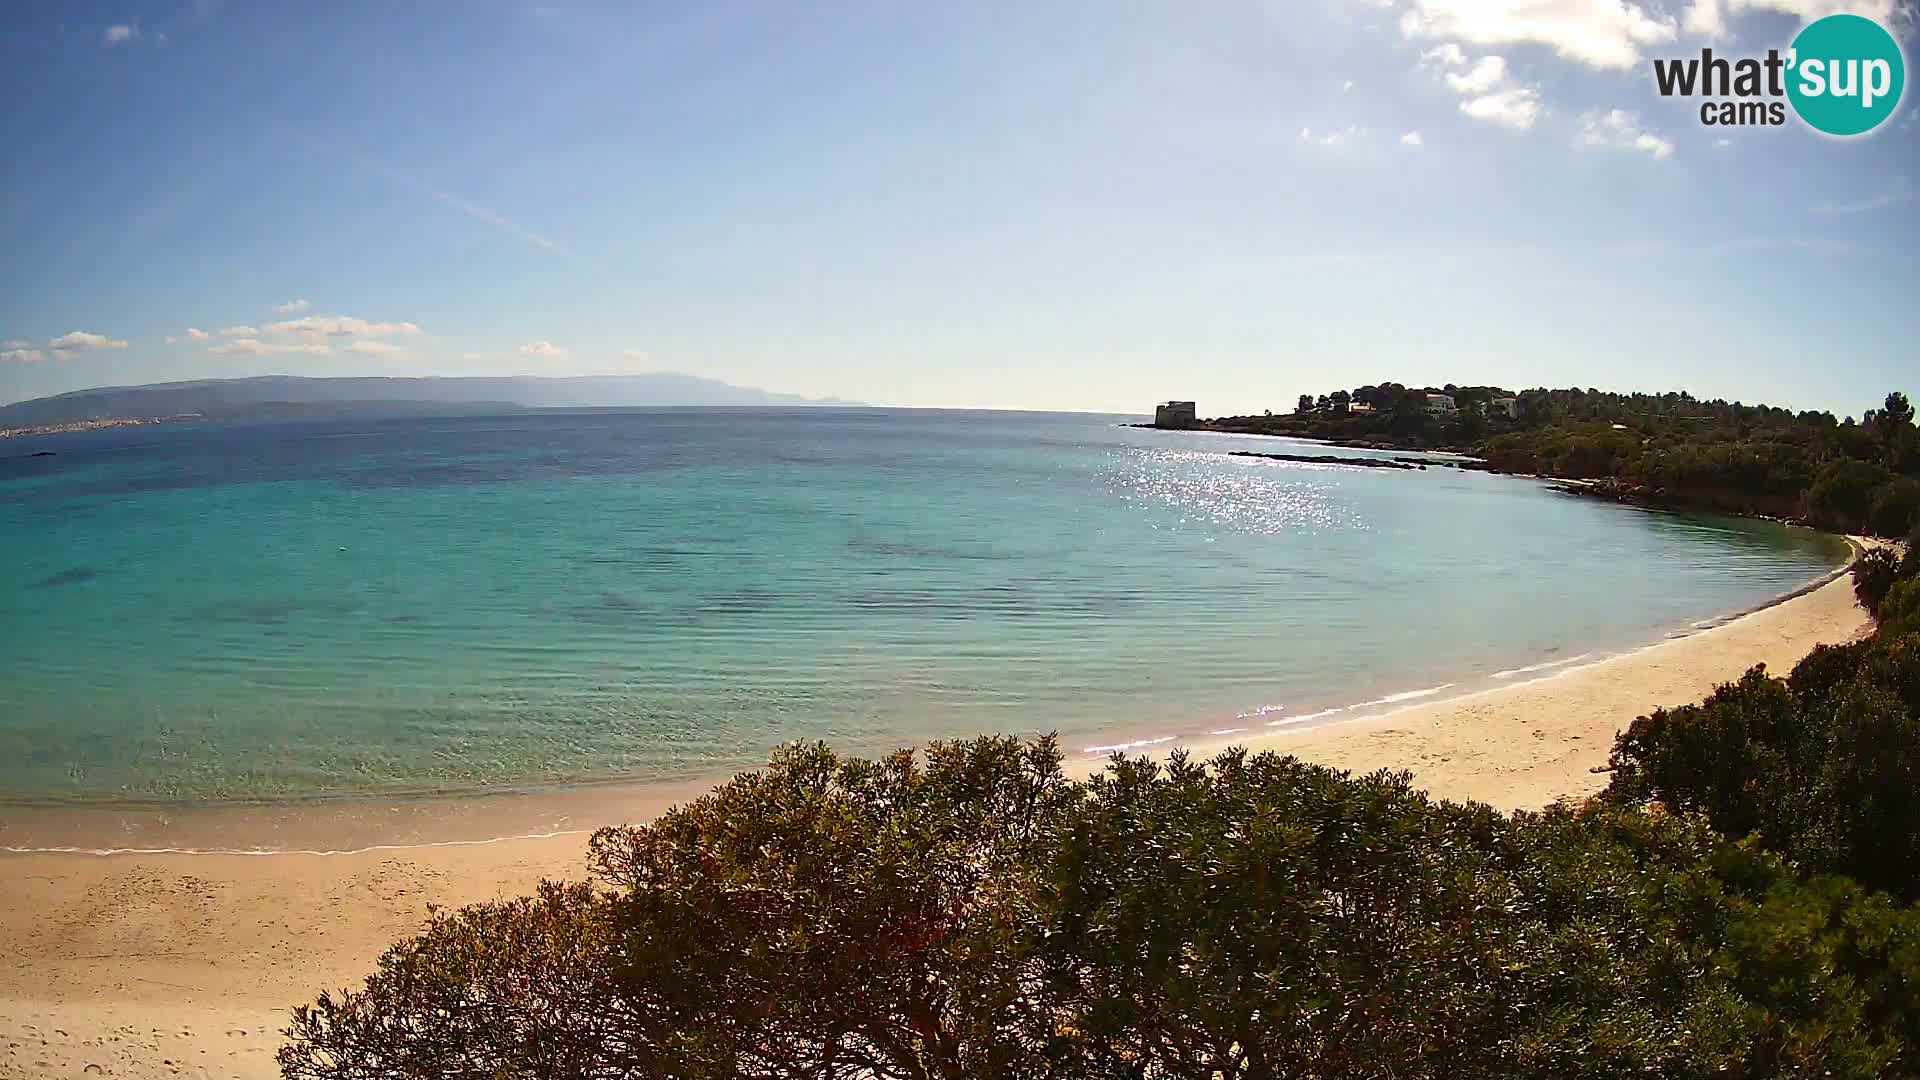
[28,566,101,589]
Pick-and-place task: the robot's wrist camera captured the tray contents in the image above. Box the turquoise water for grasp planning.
[0,408,1846,805]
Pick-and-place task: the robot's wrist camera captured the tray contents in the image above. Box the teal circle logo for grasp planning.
[1786,14,1905,136]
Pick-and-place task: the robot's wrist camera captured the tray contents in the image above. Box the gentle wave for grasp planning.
[1082,735,1178,755]
[1351,683,1457,708]
[1267,707,1346,727]
[1489,653,1593,680]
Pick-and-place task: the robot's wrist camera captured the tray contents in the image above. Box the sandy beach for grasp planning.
[0,564,1874,1079]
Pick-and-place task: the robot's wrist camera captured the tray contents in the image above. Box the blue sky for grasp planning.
[1,1,1914,416]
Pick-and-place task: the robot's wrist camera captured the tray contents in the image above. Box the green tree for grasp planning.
[1883,391,1915,433]
[1855,547,1902,615]
[1808,459,1897,534]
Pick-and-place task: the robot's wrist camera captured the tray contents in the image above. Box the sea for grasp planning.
[0,408,1847,837]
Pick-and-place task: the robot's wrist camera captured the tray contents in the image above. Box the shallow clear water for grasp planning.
[0,408,1846,805]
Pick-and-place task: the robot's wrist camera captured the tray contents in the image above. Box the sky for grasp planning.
[1,1,1915,417]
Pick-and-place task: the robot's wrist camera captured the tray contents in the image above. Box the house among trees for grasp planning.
[1153,401,1197,429]
[1423,392,1457,415]
[1489,396,1519,418]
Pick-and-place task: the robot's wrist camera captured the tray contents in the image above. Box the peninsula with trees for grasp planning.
[1170,384,1920,540]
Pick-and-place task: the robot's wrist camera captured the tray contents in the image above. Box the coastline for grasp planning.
[0,553,1875,1079]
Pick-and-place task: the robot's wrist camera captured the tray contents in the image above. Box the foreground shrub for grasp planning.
[1884,580,1920,639]
[1606,632,1920,901]
[284,738,1920,1079]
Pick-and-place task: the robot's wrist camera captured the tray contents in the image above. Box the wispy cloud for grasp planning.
[1,348,46,364]
[103,23,140,47]
[208,338,332,356]
[219,325,258,336]
[273,298,312,314]
[1719,235,1860,256]
[1400,131,1425,146]
[520,340,568,358]
[298,130,580,259]
[345,340,412,358]
[1812,179,1913,215]
[1298,125,1369,149]
[268,315,420,338]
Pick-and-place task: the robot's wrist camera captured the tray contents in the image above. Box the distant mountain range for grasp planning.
[0,374,863,427]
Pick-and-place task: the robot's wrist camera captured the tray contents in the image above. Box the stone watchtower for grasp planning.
[1153,401,1197,429]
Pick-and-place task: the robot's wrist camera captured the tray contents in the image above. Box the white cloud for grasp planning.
[1399,0,1678,71]
[208,338,332,356]
[460,351,485,361]
[273,299,312,315]
[1683,0,1900,37]
[49,331,129,352]
[267,315,421,338]
[219,325,259,337]
[519,340,567,358]
[1714,136,1733,148]
[1401,130,1426,145]
[1461,86,1543,129]
[1445,55,1511,95]
[1341,79,1356,93]
[1682,0,1728,35]
[345,340,412,357]
[1,348,45,364]
[0,339,28,350]
[166,327,212,344]
[621,348,650,361]
[1423,48,1543,131]
[103,23,139,47]
[1577,108,1676,159]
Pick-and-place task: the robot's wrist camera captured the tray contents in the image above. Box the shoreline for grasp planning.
[0,539,1857,858]
[0,551,1875,1078]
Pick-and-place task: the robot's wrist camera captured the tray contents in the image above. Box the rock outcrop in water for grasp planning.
[1229,450,1424,470]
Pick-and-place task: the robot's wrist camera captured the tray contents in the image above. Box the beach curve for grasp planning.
[0,545,1876,1079]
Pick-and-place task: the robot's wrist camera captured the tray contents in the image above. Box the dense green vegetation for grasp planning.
[285,545,1920,1079]
[1222,386,1919,537]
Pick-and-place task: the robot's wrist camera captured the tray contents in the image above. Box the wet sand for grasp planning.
[0,566,1874,1078]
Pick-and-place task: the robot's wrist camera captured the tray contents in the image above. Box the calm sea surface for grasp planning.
[0,408,1847,807]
